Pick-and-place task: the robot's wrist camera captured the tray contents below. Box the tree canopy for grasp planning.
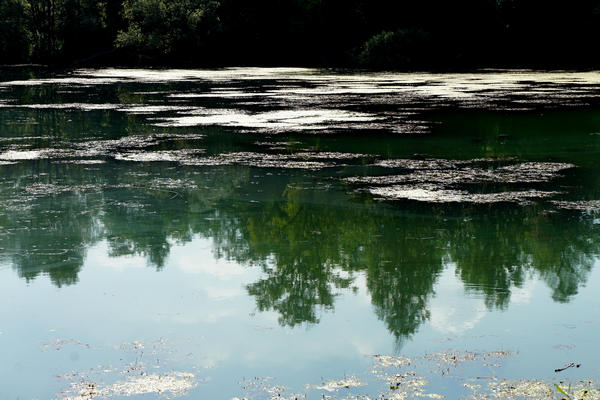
[1,0,600,69]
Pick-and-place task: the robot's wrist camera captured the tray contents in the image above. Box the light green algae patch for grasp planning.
[314,377,367,392]
[465,379,600,400]
[60,372,197,400]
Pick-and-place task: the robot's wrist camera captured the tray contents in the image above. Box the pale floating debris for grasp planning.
[23,183,99,196]
[314,377,366,392]
[424,350,513,367]
[294,151,369,160]
[150,178,198,190]
[374,159,469,170]
[53,159,106,165]
[372,354,413,369]
[0,103,122,110]
[496,162,576,182]
[118,340,145,351]
[118,105,195,114]
[42,338,91,351]
[154,108,380,131]
[76,133,205,156]
[0,150,45,160]
[182,151,342,169]
[553,344,576,350]
[369,186,559,204]
[0,135,53,142]
[0,148,76,161]
[382,372,444,399]
[61,372,196,400]
[168,91,273,98]
[465,379,600,400]
[551,200,600,211]
[115,149,204,162]
[254,141,300,147]
[349,162,574,186]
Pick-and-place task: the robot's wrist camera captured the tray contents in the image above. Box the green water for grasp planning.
[1,68,600,400]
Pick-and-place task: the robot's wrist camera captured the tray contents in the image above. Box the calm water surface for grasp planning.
[1,68,600,399]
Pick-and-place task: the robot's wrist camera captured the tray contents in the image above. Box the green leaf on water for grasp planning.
[555,383,572,400]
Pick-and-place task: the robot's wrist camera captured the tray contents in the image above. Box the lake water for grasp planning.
[1,68,600,400]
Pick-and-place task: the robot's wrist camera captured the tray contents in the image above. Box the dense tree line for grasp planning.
[1,0,600,69]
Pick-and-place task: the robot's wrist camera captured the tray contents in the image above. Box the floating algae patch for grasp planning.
[495,162,576,183]
[464,379,600,400]
[154,109,380,133]
[368,186,559,204]
[354,160,575,185]
[42,339,91,352]
[0,150,53,160]
[115,149,205,162]
[424,350,514,372]
[373,159,471,170]
[372,355,413,370]
[149,178,198,190]
[0,103,123,111]
[313,377,366,392]
[347,158,574,205]
[23,183,100,197]
[382,372,444,400]
[181,151,360,169]
[551,200,600,212]
[348,162,574,186]
[76,133,205,156]
[56,338,199,400]
[60,372,197,400]
[238,377,305,400]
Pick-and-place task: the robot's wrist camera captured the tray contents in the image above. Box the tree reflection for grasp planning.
[1,157,600,343]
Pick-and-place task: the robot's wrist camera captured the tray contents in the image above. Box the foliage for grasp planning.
[116,0,221,61]
[0,0,31,62]
[1,0,600,67]
[358,29,433,69]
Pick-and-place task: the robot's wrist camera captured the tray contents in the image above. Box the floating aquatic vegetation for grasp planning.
[238,377,305,400]
[149,178,198,190]
[115,149,205,163]
[369,186,559,204]
[60,372,197,400]
[373,159,470,170]
[56,338,196,400]
[154,109,380,132]
[76,133,205,154]
[0,149,50,160]
[347,158,574,205]
[23,183,100,196]
[424,350,513,372]
[372,355,413,369]
[51,159,107,165]
[181,151,358,169]
[464,379,600,400]
[118,105,194,114]
[42,339,91,351]
[496,162,576,183]
[379,372,444,400]
[551,200,600,211]
[314,377,366,392]
[350,162,573,186]
[0,103,122,111]
[294,152,369,160]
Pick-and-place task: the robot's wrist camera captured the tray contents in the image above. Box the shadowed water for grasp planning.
[1,68,600,400]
